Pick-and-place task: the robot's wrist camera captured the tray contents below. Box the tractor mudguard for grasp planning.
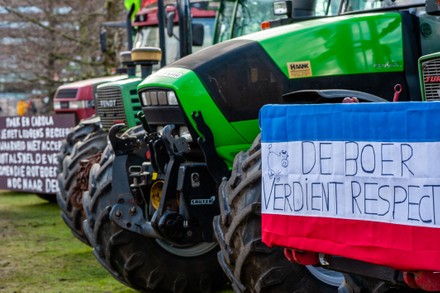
[282,89,388,104]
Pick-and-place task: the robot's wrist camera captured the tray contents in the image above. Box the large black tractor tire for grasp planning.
[56,118,107,245]
[214,134,342,293]
[82,126,227,292]
[56,116,101,173]
[50,117,99,205]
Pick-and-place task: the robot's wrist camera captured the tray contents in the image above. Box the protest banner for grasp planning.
[260,102,440,271]
[0,114,75,194]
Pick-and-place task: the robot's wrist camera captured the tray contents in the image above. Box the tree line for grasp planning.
[0,0,128,103]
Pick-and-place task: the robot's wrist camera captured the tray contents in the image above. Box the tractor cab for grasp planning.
[213,0,284,43]
[132,0,217,67]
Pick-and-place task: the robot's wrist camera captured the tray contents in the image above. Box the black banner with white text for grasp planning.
[0,114,75,194]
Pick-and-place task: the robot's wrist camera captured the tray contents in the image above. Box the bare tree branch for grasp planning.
[0,0,126,99]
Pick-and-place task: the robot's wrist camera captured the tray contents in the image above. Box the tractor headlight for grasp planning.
[140,90,178,106]
[167,91,178,105]
[158,91,167,105]
[141,91,151,106]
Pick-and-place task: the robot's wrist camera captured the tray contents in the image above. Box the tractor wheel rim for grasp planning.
[306,265,345,287]
[155,240,218,257]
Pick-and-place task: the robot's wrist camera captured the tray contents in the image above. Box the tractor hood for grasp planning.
[170,12,405,78]
[138,11,420,166]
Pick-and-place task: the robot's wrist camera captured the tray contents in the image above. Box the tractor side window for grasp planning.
[166,26,180,63]
[133,27,164,70]
[315,0,341,16]
[133,26,181,65]
[133,28,146,49]
[133,26,159,49]
[233,0,277,37]
[216,0,236,42]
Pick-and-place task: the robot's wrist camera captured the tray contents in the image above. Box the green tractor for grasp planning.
[57,0,216,247]
[78,0,285,291]
[79,0,232,291]
[125,0,440,292]
[55,1,151,245]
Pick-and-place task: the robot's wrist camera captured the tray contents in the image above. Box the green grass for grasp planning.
[0,190,234,293]
[0,190,136,293]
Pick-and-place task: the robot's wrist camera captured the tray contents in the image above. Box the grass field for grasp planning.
[0,190,234,293]
[0,190,137,293]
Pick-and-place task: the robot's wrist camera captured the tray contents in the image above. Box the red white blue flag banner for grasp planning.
[259,102,440,271]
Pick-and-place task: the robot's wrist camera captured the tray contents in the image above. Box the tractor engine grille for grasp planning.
[421,56,440,101]
[96,86,126,130]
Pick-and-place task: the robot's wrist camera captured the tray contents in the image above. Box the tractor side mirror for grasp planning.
[273,0,316,18]
[273,1,292,16]
[192,23,204,46]
[100,26,107,52]
[166,11,175,37]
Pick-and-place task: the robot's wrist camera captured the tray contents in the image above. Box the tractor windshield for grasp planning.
[215,0,283,42]
[133,17,215,64]
[134,26,178,64]
[233,0,279,37]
